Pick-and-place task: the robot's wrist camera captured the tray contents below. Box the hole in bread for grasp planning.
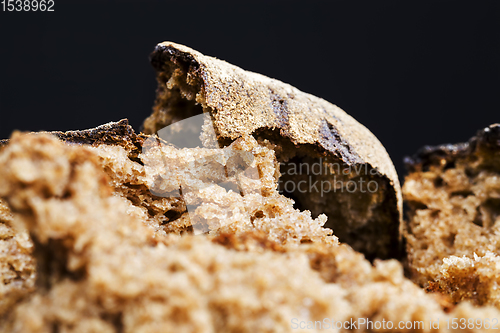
[164,210,183,223]
[433,176,444,187]
[476,198,500,228]
[252,210,264,220]
[443,161,456,170]
[450,190,474,198]
[442,233,456,247]
[473,206,484,227]
[34,238,86,290]
[464,167,478,178]
[484,198,500,219]
[406,200,428,211]
[430,210,440,218]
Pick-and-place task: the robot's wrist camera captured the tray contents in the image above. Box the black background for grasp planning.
[0,1,499,180]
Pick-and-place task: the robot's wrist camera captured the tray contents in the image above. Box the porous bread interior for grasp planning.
[0,199,35,315]
[2,133,499,332]
[92,132,332,243]
[143,57,400,259]
[404,138,500,308]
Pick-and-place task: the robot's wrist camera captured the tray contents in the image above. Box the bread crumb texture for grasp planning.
[404,124,500,309]
[0,199,35,315]
[0,131,498,332]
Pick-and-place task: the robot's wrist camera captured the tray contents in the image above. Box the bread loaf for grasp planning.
[1,42,499,332]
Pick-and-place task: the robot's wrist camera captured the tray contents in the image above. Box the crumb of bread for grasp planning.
[404,124,500,308]
[0,199,35,315]
[1,132,498,332]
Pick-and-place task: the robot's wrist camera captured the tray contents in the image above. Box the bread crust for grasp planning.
[144,42,402,259]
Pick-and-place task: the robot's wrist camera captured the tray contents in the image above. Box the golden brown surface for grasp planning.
[404,124,500,308]
[143,42,402,259]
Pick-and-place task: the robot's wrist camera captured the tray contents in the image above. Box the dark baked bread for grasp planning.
[1,42,500,332]
[2,128,498,333]
[404,124,500,307]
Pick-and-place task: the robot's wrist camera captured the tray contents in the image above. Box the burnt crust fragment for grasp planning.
[144,42,403,259]
[404,124,500,173]
[48,119,148,165]
[1,119,146,162]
